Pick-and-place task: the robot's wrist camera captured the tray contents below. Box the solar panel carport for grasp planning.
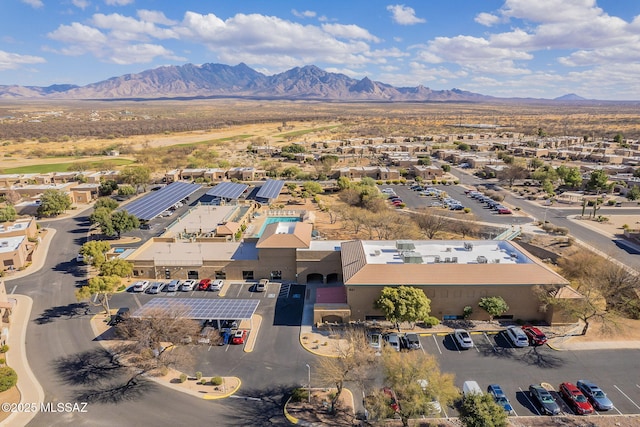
[206,182,248,200]
[255,179,284,203]
[123,182,201,221]
[132,298,259,329]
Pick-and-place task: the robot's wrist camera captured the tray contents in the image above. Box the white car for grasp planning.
[454,329,474,349]
[166,280,181,292]
[505,326,529,347]
[147,282,164,294]
[180,280,197,291]
[210,279,224,291]
[132,280,150,292]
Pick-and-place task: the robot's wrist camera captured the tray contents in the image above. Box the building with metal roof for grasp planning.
[255,179,284,203]
[123,182,201,221]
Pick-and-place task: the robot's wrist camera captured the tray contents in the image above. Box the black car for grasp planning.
[529,384,561,415]
[109,307,130,326]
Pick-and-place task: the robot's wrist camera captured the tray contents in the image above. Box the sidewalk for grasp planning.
[1,295,44,427]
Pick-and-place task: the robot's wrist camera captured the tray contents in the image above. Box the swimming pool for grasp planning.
[256,216,301,237]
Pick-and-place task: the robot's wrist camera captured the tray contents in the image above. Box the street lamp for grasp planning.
[305,364,311,403]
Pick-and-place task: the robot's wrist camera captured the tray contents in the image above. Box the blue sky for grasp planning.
[2,0,640,99]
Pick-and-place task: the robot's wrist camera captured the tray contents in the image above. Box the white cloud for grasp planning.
[386,5,425,25]
[104,0,133,5]
[292,9,316,19]
[175,12,381,68]
[91,13,177,41]
[21,0,44,8]
[137,10,176,26]
[0,50,46,71]
[72,0,89,9]
[47,20,179,64]
[475,13,500,27]
[321,23,380,42]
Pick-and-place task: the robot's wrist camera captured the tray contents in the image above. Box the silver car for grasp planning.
[454,329,474,349]
[576,380,614,411]
[146,282,164,294]
[506,326,529,348]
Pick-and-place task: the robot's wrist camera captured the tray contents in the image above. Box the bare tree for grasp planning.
[113,306,202,385]
[314,328,378,414]
[411,209,449,239]
[499,165,529,188]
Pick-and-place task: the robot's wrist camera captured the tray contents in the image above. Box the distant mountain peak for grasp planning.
[554,93,586,101]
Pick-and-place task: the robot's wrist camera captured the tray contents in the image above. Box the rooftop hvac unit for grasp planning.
[476,256,488,264]
[464,242,474,251]
[0,241,8,248]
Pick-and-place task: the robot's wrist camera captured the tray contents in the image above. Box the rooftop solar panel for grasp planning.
[123,182,201,221]
[255,179,284,201]
[206,182,248,199]
[131,298,259,320]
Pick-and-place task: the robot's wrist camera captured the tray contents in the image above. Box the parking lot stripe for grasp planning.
[614,385,640,411]
[482,332,496,352]
[431,335,442,354]
[132,294,142,308]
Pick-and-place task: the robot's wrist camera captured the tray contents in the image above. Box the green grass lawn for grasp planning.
[1,158,135,174]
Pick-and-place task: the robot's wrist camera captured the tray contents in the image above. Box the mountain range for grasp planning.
[0,62,586,102]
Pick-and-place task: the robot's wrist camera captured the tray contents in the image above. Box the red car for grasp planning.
[522,325,547,346]
[197,278,211,291]
[231,329,248,345]
[559,382,594,415]
[497,207,512,214]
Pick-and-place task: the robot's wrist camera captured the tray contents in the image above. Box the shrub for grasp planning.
[291,387,309,403]
[0,367,17,392]
[463,207,471,213]
[554,226,569,235]
[158,366,169,376]
[195,371,202,380]
[179,373,187,383]
[0,358,5,365]
[211,376,223,386]
[423,316,440,327]
[463,306,473,319]
[0,345,9,354]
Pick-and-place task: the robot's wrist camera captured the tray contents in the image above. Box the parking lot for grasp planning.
[398,330,640,418]
[380,184,531,227]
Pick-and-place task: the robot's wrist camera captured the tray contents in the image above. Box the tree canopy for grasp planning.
[94,197,119,211]
[375,286,431,329]
[79,240,111,268]
[76,275,122,314]
[37,189,72,217]
[587,169,609,191]
[111,210,139,238]
[459,393,509,427]
[120,166,150,192]
[0,206,17,223]
[99,258,133,278]
[478,296,509,321]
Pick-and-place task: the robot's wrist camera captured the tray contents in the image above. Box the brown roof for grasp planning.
[552,285,585,299]
[215,221,241,236]
[256,222,312,249]
[341,240,569,286]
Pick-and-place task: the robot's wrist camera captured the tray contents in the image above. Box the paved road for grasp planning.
[9,214,309,426]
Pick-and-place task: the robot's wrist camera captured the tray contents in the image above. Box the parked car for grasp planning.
[505,326,529,347]
[529,384,561,415]
[180,279,197,291]
[210,279,224,291]
[576,380,614,411]
[404,333,421,350]
[522,325,548,346]
[383,387,400,412]
[255,279,268,292]
[462,381,483,398]
[147,282,164,294]
[231,329,248,345]
[559,382,594,415]
[498,207,512,214]
[383,333,401,352]
[487,384,513,412]
[166,280,181,292]
[453,329,474,349]
[132,280,150,293]
[368,333,382,351]
[197,278,212,291]
[108,307,130,326]
[219,329,232,346]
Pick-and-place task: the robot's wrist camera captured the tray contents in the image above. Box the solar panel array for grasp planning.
[255,179,284,201]
[123,182,201,221]
[132,298,259,320]
[206,182,248,199]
